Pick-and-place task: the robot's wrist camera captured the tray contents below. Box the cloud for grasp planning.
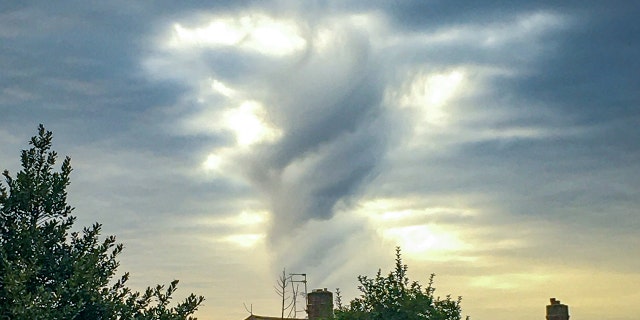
[3,1,640,319]
[140,2,625,281]
[145,11,390,246]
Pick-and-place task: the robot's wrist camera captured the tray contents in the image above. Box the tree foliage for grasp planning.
[334,247,466,320]
[0,125,204,319]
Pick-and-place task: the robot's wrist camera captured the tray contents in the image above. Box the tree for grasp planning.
[334,247,466,320]
[0,125,204,319]
[273,268,306,319]
[274,268,292,319]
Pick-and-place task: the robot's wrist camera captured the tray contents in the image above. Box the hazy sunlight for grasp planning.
[223,101,282,146]
[170,14,306,56]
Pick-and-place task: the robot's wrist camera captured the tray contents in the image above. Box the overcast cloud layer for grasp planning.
[1,2,639,320]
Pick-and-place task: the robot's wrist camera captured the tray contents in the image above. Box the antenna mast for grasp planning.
[290,273,308,318]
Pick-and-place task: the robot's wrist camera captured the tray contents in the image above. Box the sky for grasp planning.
[1,1,639,319]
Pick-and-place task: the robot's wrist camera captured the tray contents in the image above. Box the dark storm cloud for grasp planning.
[231,26,391,240]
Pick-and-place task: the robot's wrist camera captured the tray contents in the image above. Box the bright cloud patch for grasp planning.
[194,210,270,249]
[211,79,236,98]
[231,210,269,225]
[354,198,473,261]
[170,14,306,56]
[470,273,550,290]
[203,153,223,171]
[223,100,282,146]
[395,69,466,127]
[382,224,467,256]
[223,233,265,248]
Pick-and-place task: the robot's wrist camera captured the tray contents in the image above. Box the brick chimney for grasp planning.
[307,288,333,320]
[546,298,569,320]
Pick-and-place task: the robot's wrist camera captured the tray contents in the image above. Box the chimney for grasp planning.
[307,288,333,320]
[546,298,569,320]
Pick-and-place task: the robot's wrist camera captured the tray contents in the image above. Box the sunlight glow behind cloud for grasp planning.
[211,79,236,98]
[399,69,465,127]
[223,101,282,146]
[199,210,270,227]
[170,14,306,56]
[203,153,222,172]
[353,198,473,261]
[410,70,464,126]
[382,225,468,257]
[223,233,265,248]
[470,273,551,290]
[194,210,270,248]
[384,68,468,145]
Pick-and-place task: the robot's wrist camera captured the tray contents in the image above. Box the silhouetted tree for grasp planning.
[274,268,299,319]
[334,247,466,320]
[0,125,204,319]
